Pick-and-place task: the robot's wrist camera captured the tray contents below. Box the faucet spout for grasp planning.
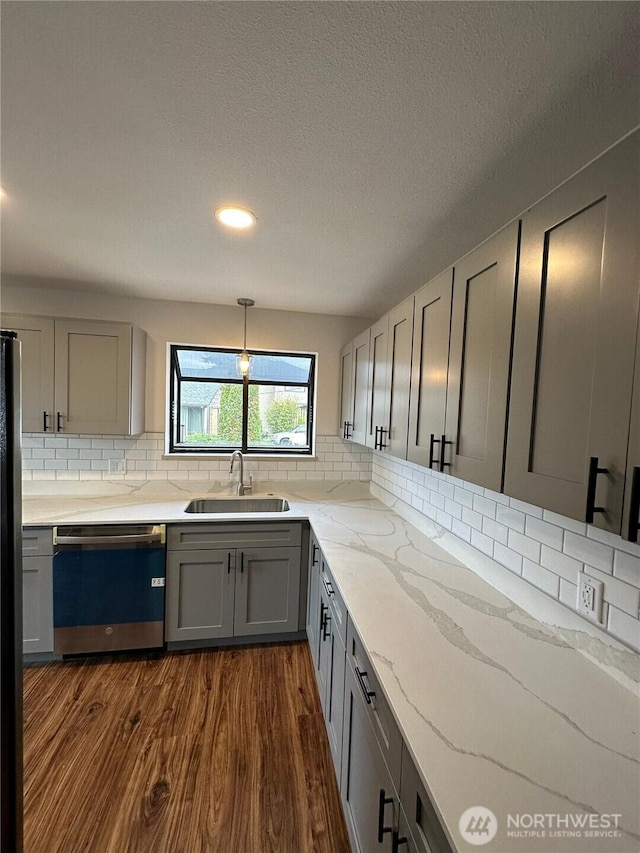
[229,450,251,496]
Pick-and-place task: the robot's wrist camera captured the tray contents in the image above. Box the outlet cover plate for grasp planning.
[577,573,604,624]
[108,458,126,474]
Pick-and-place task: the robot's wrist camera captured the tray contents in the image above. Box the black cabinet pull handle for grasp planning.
[320,601,328,635]
[428,433,441,469]
[374,425,380,450]
[377,789,394,843]
[343,421,352,440]
[240,552,245,573]
[392,829,408,852]
[378,427,389,450]
[439,434,453,472]
[354,665,375,704]
[56,412,63,432]
[227,552,232,574]
[628,466,640,543]
[43,411,50,432]
[322,611,331,641]
[585,456,609,523]
[322,576,334,598]
[311,542,319,566]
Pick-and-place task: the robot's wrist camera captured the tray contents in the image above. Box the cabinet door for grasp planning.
[505,132,640,530]
[234,546,301,636]
[350,329,371,446]
[399,747,453,853]
[444,221,519,491]
[407,271,453,468]
[23,556,54,654]
[366,316,390,449]
[386,297,414,460]
[325,618,346,788]
[1,315,54,433]
[317,582,332,710]
[54,320,133,434]
[623,326,640,542]
[306,532,322,667]
[340,661,397,853]
[339,342,354,438]
[165,549,234,641]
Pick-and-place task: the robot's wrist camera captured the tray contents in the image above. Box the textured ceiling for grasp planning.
[1,1,639,318]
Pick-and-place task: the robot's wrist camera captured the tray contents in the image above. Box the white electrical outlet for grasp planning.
[576,573,604,623]
[108,458,126,474]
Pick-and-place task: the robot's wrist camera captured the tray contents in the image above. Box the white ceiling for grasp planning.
[1,2,639,318]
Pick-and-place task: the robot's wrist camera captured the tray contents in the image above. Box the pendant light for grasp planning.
[236,298,255,378]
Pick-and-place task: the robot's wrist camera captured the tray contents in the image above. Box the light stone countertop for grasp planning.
[22,484,640,853]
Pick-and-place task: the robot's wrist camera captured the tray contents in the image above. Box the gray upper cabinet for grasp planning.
[623,328,640,542]
[0,314,146,435]
[339,329,370,444]
[407,270,453,468]
[367,298,414,458]
[504,132,640,531]
[443,221,519,491]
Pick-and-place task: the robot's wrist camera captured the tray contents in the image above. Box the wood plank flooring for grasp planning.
[23,641,351,853]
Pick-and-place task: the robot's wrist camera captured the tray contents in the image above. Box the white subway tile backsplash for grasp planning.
[540,545,582,584]
[559,578,578,609]
[44,437,68,449]
[91,439,115,449]
[438,480,455,500]
[454,487,474,509]
[444,498,463,520]
[452,518,472,543]
[32,449,55,460]
[507,530,542,563]
[495,505,526,533]
[522,559,560,597]
[509,497,543,518]
[524,516,564,550]
[542,509,586,536]
[563,532,613,574]
[607,606,640,651]
[583,565,640,617]
[613,550,640,589]
[472,494,497,519]
[471,529,494,557]
[462,506,483,532]
[493,543,523,575]
[482,517,508,546]
[436,508,453,531]
[79,449,102,460]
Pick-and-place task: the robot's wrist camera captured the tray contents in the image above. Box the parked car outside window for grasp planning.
[272,425,308,446]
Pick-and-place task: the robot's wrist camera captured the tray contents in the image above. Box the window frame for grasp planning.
[167,343,316,456]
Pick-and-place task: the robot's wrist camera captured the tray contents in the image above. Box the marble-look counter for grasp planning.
[23,485,640,853]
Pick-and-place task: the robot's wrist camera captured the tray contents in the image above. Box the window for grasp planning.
[168,345,316,454]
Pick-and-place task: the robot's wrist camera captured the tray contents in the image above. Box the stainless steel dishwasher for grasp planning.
[52,524,166,655]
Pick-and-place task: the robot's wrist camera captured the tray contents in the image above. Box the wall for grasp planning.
[21,431,371,486]
[372,453,640,653]
[0,278,371,435]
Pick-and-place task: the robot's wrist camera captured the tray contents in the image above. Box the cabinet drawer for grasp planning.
[320,556,348,645]
[22,527,53,557]
[400,748,453,853]
[346,620,403,791]
[167,522,302,551]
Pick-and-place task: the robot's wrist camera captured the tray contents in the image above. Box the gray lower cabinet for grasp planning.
[166,523,302,643]
[306,531,322,665]
[340,659,398,853]
[399,748,453,853]
[22,527,54,654]
[318,581,346,780]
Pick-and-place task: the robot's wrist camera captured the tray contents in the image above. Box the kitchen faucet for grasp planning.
[229,450,252,496]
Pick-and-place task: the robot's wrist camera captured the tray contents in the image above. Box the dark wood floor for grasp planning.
[23,641,351,853]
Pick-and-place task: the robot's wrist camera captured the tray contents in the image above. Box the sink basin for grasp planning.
[185,497,290,514]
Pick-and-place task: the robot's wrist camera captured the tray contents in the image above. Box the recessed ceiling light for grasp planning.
[215,206,257,229]
[0,186,6,201]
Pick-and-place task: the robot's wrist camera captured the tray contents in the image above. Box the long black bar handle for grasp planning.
[585,456,608,524]
[378,427,389,450]
[320,602,328,635]
[628,466,640,543]
[311,542,319,566]
[392,829,408,852]
[56,411,63,432]
[377,789,394,843]
[227,552,232,574]
[240,552,245,573]
[322,611,331,641]
[439,434,453,472]
[343,420,352,440]
[43,411,50,432]
[354,665,376,704]
[428,433,441,469]
[374,425,380,450]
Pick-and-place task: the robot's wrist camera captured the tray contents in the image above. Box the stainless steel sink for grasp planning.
[184,497,290,514]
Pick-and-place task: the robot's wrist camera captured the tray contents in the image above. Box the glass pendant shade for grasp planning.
[236,298,255,378]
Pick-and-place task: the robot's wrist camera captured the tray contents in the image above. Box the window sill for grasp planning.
[164,452,318,461]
